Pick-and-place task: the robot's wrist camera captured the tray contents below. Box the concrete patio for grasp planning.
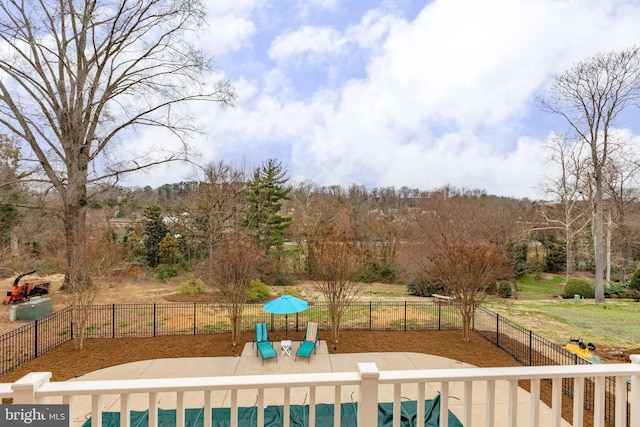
[64,340,569,426]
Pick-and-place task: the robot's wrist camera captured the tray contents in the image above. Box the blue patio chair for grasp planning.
[255,323,277,365]
[295,322,319,363]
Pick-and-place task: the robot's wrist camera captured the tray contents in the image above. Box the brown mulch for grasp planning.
[1,329,597,425]
[1,330,521,382]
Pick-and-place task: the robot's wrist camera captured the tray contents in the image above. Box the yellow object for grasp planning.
[565,343,595,359]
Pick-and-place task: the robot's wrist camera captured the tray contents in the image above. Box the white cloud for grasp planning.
[134,0,640,199]
[295,0,341,17]
[197,0,263,55]
[275,0,640,198]
[268,9,402,63]
[269,26,345,62]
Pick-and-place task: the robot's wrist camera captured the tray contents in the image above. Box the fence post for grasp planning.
[529,330,533,366]
[193,303,197,335]
[34,320,38,358]
[472,305,475,331]
[369,302,372,331]
[112,304,116,338]
[404,302,407,331]
[358,363,380,427]
[153,304,157,337]
[438,301,441,330]
[496,314,500,347]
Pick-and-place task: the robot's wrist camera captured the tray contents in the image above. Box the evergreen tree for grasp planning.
[159,232,182,265]
[243,159,292,249]
[0,136,22,247]
[143,205,169,268]
[506,241,528,279]
[544,235,566,273]
[0,204,17,246]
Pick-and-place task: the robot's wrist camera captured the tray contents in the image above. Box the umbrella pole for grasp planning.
[285,314,288,340]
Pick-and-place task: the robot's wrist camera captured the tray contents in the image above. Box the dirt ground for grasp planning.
[1,329,520,382]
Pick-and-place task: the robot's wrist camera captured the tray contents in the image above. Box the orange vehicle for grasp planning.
[3,270,50,304]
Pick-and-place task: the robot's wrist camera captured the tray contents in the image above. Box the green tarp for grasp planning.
[82,395,463,426]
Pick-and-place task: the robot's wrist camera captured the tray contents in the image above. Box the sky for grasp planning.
[125,0,640,200]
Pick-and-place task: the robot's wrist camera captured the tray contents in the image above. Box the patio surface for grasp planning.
[64,340,569,426]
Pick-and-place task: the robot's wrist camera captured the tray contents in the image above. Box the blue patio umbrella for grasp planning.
[264,295,309,339]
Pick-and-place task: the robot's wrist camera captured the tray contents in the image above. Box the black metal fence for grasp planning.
[0,300,461,375]
[474,305,630,426]
[0,300,631,425]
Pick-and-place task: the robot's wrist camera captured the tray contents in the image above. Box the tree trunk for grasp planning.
[61,163,91,291]
[72,305,91,351]
[593,174,605,303]
[62,199,91,289]
[330,312,340,344]
[460,306,472,343]
[231,315,240,349]
[10,230,18,258]
[229,303,243,350]
[305,238,317,276]
[606,211,612,287]
[565,226,573,280]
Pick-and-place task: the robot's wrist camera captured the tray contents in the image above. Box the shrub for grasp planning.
[407,273,445,297]
[525,259,545,276]
[562,277,595,299]
[484,282,498,295]
[629,268,640,291]
[604,282,628,298]
[155,264,178,281]
[359,261,396,283]
[247,279,272,302]
[626,289,640,302]
[270,273,294,287]
[496,281,512,298]
[177,277,206,296]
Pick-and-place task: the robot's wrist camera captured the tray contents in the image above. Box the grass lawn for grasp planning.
[485,298,640,347]
[514,274,565,299]
[483,274,640,348]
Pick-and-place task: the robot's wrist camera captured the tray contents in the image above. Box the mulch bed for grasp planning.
[1,329,596,425]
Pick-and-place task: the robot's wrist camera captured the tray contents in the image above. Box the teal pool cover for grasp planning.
[82,395,463,426]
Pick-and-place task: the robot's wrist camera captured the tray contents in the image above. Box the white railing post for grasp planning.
[358,362,380,427]
[11,372,51,404]
[631,355,640,427]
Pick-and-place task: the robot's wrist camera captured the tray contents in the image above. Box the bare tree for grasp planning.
[602,145,640,283]
[312,239,365,347]
[288,181,339,276]
[541,46,640,303]
[0,0,234,289]
[52,228,128,350]
[543,134,591,280]
[206,231,263,351]
[414,189,512,342]
[182,161,248,259]
[430,242,511,342]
